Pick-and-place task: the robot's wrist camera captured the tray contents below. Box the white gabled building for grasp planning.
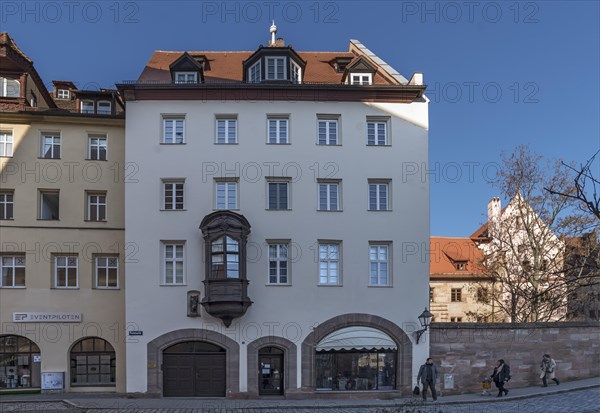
[119,26,429,398]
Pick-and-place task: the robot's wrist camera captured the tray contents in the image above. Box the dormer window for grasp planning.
[249,61,261,83]
[97,101,112,115]
[0,77,20,97]
[175,72,198,84]
[81,101,95,114]
[266,57,286,80]
[350,73,373,85]
[291,61,301,84]
[455,262,466,271]
[57,89,70,99]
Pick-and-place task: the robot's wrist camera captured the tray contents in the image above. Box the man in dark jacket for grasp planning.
[491,359,511,397]
[417,357,439,401]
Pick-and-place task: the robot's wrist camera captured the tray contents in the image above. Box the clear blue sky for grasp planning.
[3,1,599,236]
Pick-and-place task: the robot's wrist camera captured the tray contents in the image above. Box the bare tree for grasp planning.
[471,146,593,322]
[546,150,600,221]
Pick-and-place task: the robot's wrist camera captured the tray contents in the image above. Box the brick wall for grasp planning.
[429,322,600,394]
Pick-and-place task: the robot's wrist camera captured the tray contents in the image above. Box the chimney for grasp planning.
[488,197,501,223]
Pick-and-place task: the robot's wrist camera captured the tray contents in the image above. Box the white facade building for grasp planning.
[119,29,429,397]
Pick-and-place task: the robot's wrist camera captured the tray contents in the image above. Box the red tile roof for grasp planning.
[138,50,396,85]
[430,237,486,278]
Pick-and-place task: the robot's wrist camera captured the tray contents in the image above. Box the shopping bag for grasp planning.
[413,385,420,395]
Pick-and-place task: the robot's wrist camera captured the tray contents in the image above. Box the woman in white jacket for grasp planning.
[540,354,560,387]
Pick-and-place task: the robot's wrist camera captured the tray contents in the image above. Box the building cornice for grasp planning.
[0,111,125,126]
[116,83,426,103]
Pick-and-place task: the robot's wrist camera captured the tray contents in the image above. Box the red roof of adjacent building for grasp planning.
[430,237,486,279]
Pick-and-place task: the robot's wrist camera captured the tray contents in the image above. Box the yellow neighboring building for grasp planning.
[0,32,125,392]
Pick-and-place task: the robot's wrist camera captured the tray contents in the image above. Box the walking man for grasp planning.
[417,357,438,401]
[491,359,511,397]
[540,354,560,387]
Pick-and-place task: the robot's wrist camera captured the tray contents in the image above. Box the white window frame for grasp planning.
[350,73,373,85]
[97,101,111,115]
[87,192,107,222]
[215,180,238,210]
[0,77,20,97]
[248,61,261,83]
[162,117,185,144]
[267,179,290,210]
[88,135,107,160]
[42,133,61,159]
[318,180,340,211]
[267,241,291,285]
[39,190,59,220]
[267,117,289,144]
[291,61,302,84]
[0,255,25,288]
[215,117,238,144]
[162,242,185,285]
[80,100,95,114]
[367,119,389,146]
[369,243,391,286]
[266,57,286,80]
[368,180,390,211]
[317,118,339,145]
[318,242,341,286]
[95,256,119,289]
[0,191,14,220]
[175,72,198,84]
[162,179,185,210]
[0,130,13,157]
[57,89,70,99]
[54,255,78,289]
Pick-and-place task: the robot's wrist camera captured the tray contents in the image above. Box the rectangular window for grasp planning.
[367,119,389,146]
[163,180,184,210]
[163,242,184,285]
[57,89,70,99]
[87,192,106,221]
[291,61,301,84]
[97,101,111,115]
[215,180,238,209]
[430,287,434,302]
[249,61,261,83]
[163,117,185,144]
[317,118,339,145]
[368,181,390,211]
[88,135,107,160]
[450,317,463,322]
[0,190,14,220]
[95,256,118,288]
[351,73,373,85]
[216,118,237,144]
[39,190,59,220]
[0,131,13,157]
[54,255,78,288]
[267,180,289,210]
[42,133,61,158]
[451,288,462,302]
[266,57,286,80]
[1,255,25,287]
[476,287,489,303]
[81,101,95,114]
[318,180,340,211]
[175,72,198,83]
[267,117,289,144]
[268,242,290,285]
[369,243,391,286]
[319,242,341,285]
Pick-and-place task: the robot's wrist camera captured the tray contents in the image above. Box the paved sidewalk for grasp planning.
[0,376,598,411]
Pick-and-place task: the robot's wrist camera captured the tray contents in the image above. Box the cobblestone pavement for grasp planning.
[1,388,599,413]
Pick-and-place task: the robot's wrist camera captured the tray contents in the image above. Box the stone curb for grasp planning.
[1,384,598,411]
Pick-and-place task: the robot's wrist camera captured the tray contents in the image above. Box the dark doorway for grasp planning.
[163,341,226,397]
[258,346,284,395]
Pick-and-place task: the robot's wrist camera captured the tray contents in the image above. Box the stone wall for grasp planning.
[429,322,600,394]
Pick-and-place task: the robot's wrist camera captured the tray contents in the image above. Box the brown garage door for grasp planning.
[163,341,226,397]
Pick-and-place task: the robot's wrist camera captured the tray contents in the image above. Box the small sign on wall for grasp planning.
[42,372,64,390]
[444,374,454,389]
